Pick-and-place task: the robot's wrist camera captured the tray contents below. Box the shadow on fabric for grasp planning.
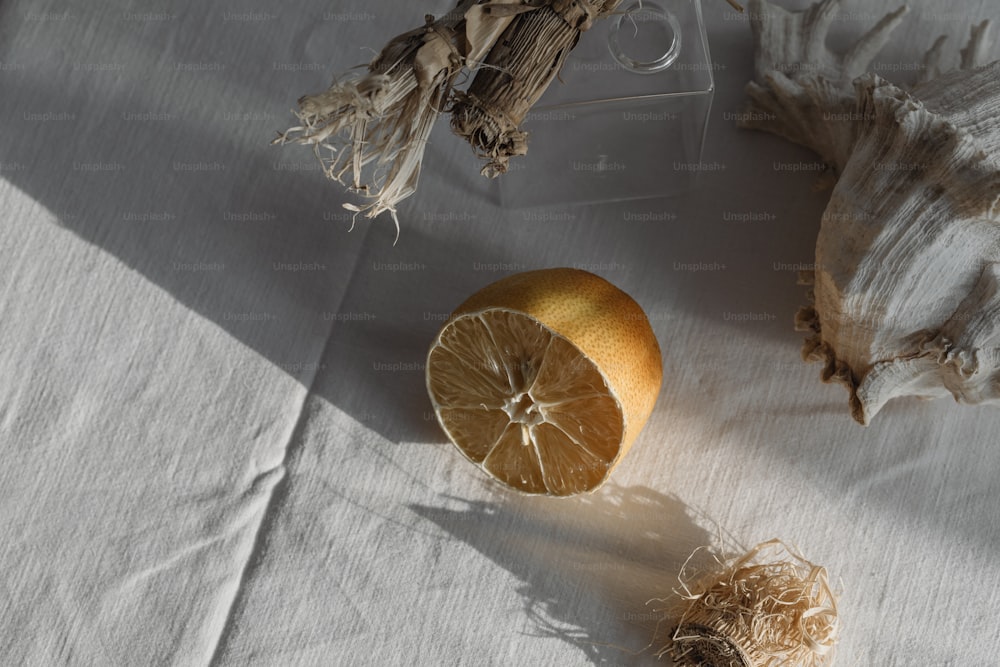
[409,484,717,666]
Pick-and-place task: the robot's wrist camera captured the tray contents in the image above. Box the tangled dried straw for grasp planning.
[659,539,840,667]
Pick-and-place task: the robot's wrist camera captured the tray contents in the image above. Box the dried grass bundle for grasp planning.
[659,539,840,667]
[274,0,741,228]
[272,2,478,231]
[451,0,623,177]
[273,0,626,227]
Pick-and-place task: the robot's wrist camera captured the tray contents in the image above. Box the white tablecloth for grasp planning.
[3,0,999,664]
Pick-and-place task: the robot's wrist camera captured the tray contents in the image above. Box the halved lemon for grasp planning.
[426,268,663,496]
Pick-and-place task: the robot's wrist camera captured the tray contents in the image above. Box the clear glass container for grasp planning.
[496,0,715,208]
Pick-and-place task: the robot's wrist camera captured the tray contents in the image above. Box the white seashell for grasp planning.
[741,0,1000,424]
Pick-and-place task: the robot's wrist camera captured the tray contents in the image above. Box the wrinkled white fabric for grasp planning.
[2,1,999,665]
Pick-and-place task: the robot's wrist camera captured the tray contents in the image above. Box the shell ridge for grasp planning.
[745,0,1000,422]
